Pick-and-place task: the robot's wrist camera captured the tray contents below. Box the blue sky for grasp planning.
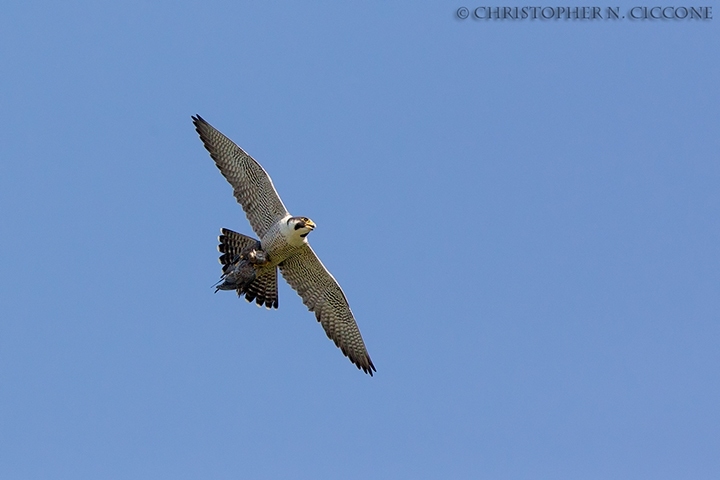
[1,1,718,478]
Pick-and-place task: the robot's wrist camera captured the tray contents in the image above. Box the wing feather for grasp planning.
[193,115,289,238]
[279,245,376,375]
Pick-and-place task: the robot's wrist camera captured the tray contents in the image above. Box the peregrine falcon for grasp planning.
[193,115,376,375]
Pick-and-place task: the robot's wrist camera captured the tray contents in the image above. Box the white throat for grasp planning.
[279,215,309,247]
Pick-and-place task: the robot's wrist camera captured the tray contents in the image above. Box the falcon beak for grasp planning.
[304,219,316,230]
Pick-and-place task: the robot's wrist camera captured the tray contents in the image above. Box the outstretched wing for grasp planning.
[193,115,289,238]
[279,244,376,375]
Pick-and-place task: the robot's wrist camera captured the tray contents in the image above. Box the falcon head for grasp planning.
[288,216,315,239]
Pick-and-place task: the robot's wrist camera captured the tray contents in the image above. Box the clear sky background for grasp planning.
[1,2,718,479]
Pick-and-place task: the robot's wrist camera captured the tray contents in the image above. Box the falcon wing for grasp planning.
[193,115,289,238]
[279,244,376,375]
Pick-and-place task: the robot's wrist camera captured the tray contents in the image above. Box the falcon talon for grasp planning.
[194,115,376,375]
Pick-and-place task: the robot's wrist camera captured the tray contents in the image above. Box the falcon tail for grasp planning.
[218,228,279,309]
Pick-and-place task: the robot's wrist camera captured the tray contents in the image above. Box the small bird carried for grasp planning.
[193,115,376,375]
[213,239,268,294]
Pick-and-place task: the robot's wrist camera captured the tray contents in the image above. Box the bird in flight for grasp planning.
[193,115,376,375]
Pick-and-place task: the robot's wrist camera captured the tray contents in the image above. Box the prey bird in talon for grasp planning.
[193,115,376,375]
[214,237,269,295]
